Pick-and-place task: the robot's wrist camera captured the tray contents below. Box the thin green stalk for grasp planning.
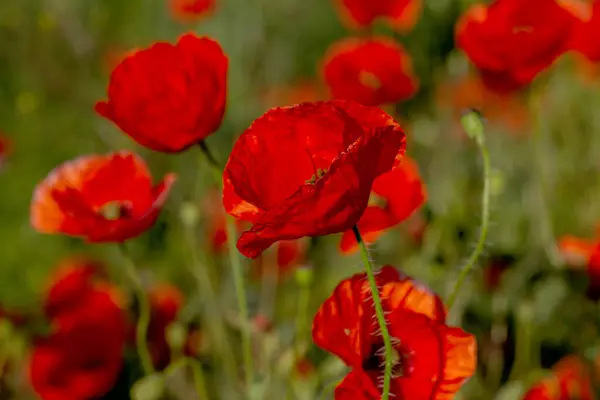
[530,92,562,268]
[447,111,492,309]
[165,357,210,400]
[226,216,254,387]
[353,226,393,400]
[199,140,255,388]
[294,268,312,359]
[319,379,341,400]
[183,224,238,379]
[117,243,155,376]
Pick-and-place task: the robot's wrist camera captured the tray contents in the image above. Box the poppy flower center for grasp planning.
[362,341,413,379]
[359,71,382,90]
[98,201,133,220]
[305,168,328,185]
[368,192,387,209]
[512,25,534,34]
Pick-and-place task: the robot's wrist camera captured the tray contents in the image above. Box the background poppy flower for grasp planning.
[339,156,426,253]
[570,0,600,62]
[169,0,215,23]
[456,0,579,93]
[313,266,476,399]
[333,0,422,32]
[559,235,600,299]
[95,34,227,153]
[30,151,176,243]
[322,37,419,107]
[30,264,126,400]
[436,74,529,134]
[144,284,184,369]
[223,100,406,258]
[523,356,595,400]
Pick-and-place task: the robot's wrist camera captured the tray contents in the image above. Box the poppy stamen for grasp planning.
[359,70,382,90]
[99,201,133,220]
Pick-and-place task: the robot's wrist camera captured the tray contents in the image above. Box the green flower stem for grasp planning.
[294,268,312,359]
[319,378,341,400]
[165,357,210,400]
[226,216,255,387]
[529,92,562,267]
[447,111,492,310]
[199,141,255,388]
[353,226,393,400]
[117,243,155,376]
[183,224,238,380]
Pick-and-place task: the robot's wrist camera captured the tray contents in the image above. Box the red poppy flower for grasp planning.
[334,0,421,32]
[571,0,600,62]
[523,356,594,400]
[30,151,175,243]
[323,37,418,107]
[169,0,215,23]
[95,34,227,153]
[0,134,10,168]
[312,266,476,399]
[436,74,529,134]
[30,264,126,400]
[339,156,425,253]
[261,79,325,110]
[559,235,600,299]
[145,284,184,369]
[456,0,579,93]
[223,100,406,258]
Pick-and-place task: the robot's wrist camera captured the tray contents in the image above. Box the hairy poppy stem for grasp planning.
[182,220,238,381]
[530,92,562,268]
[447,111,491,309]
[352,226,393,400]
[165,357,210,400]
[226,216,255,387]
[117,243,155,376]
[198,141,255,389]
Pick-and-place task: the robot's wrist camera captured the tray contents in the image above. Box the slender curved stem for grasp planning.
[183,224,238,379]
[530,92,562,267]
[117,243,155,376]
[198,141,255,388]
[353,226,393,400]
[294,270,311,359]
[226,216,254,387]
[165,357,210,400]
[447,111,492,309]
[319,378,341,400]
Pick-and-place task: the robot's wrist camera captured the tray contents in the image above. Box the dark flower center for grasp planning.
[359,70,382,90]
[305,168,328,185]
[367,192,387,209]
[99,201,133,220]
[362,341,412,379]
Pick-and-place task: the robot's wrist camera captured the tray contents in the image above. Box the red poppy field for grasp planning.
[2,0,600,399]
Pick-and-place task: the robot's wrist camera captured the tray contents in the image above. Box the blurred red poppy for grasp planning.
[571,0,600,62]
[0,134,11,169]
[169,0,215,23]
[313,266,476,399]
[95,34,227,153]
[30,263,126,400]
[523,356,594,400]
[436,74,529,134]
[261,79,325,110]
[323,37,418,107]
[30,151,175,243]
[339,157,425,253]
[333,0,421,32]
[559,235,600,299]
[145,284,184,369]
[223,100,406,258]
[456,0,579,93]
